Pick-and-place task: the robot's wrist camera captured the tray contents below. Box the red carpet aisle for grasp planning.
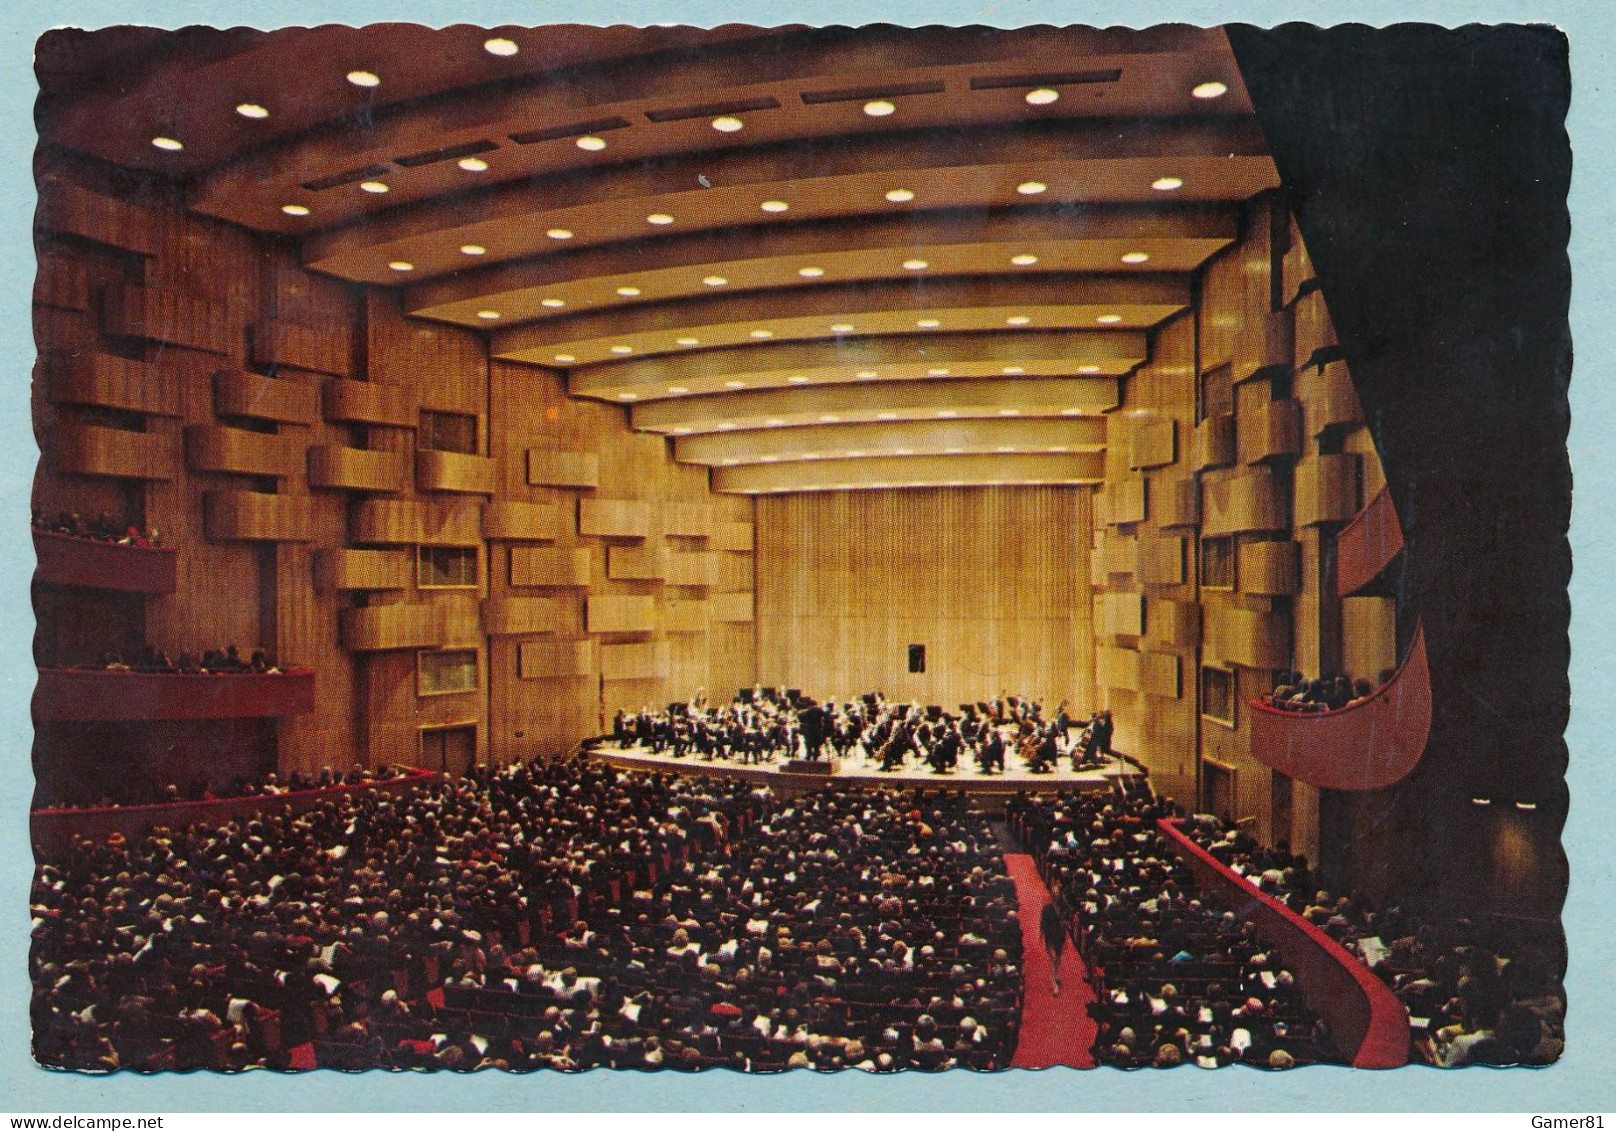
[1004,853,1097,1068]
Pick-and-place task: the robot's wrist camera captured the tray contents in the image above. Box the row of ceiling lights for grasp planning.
[655,406,1095,429]
[611,362,1105,396]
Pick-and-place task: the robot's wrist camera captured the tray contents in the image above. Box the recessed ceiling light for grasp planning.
[546,228,573,240]
[893,448,913,456]
[554,354,576,363]
[1192,81,1229,99]
[857,371,878,380]
[388,261,414,272]
[998,409,1021,416]
[1078,364,1102,374]
[235,103,269,119]
[788,376,810,384]
[676,337,700,347]
[760,200,790,213]
[671,426,692,434]
[936,410,958,418]
[863,99,896,117]
[885,188,915,203]
[1011,254,1039,266]
[576,136,607,151]
[1002,366,1025,375]
[667,386,689,394]
[1007,315,1031,326]
[802,453,821,460]
[703,275,728,287]
[610,345,634,355]
[460,244,487,256]
[765,418,786,426]
[996,446,1017,453]
[724,380,747,388]
[616,286,642,297]
[820,415,841,423]
[359,180,389,193]
[281,204,310,216]
[718,422,738,430]
[1121,251,1150,264]
[750,329,774,339]
[798,266,825,278]
[928,368,950,376]
[1097,314,1123,324]
[759,455,778,462]
[1060,408,1083,415]
[151,136,184,151]
[457,157,489,172]
[720,458,739,465]
[1025,88,1060,105]
[903,259,929,271]
[1050,446,1069,452]
[1016,181,1047,195]
[877,412,899,420]
[647,213,675,226]
[541,298,566,309]
[477,310,501,320]
[917,318,941,329]
[1152,176,1184,191]
[945,446,965,454]
[484,37,520,56]
[712,116,744,133]
[831,323,854,334]
[618,393,638,401]
[346,70,381,88]
[846,450,866,457]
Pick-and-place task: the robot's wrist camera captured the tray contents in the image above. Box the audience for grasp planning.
[34,508,159,548]
[1262,671,1384,713]
[32,764,417,812]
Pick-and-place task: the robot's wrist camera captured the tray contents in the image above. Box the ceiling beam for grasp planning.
[711,451,1106,493]
[675,417,1108,466]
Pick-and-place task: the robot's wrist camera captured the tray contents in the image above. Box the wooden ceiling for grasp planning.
[37,23,1280,494]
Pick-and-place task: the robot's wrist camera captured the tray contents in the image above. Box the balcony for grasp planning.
[1336,486,1405,597]
[33,531,177,594]
[33,667,315,723]
[1247,621,1432,791]
[1158,818,1409,1068]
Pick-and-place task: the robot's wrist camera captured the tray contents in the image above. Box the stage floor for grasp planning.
[590,740,1128,799]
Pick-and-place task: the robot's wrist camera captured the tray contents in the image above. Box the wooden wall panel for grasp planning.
[202,491,314,542]
[1097,590,1145,637]
[519,639,597,679]
[1293,287,1339,366]
[213,369,320,425]
[482,596,561,637]
[1129,417,1177,470]
[1296,453,1362,526]
[587,595,658,634]
[1097,531,1138,579]
[54,423,177,479]
[662,600,711,634]
[341,603,444,652]
[579,498,653,538]
[509,547,593,587]
[1156,476,1200,529]
[663,503,715,538]
[1239,541,1301,596]
[34,254,91,312]
[526,449,600,489]
[251,319,352,377]
[756,487,1089,710]
[607,545,668,581]
[417,450,496,495]
[1097,643,1141,691]
[1145,598,1201,651]
[1203,604,1291,670]
[714,592,755,623]
[307,446,408,492]
[323,378,415,428]
[317,548,412,590]
[1139,650,1182,699]
[665,551,721,587]
[1194,413,1236,470]
[1202,468,1286,536]
[1140,535,1187,586]
[1105,477,1147,525]
[601,640,671,681]
[483,501,564,541]
[35,178,157,255]
[1301,360,1363,435]
[103,281,234,355]
[713,520,755,552]
[1238,393,1303,464]
[48,351,181,417]
[185,425,302,478]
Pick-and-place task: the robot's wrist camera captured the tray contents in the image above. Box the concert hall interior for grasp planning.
[28,24,1569,1076]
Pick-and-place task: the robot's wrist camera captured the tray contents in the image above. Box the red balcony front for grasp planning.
[1247,621,1432,791]
[33,531,177,594]
[33,667,315,723]
[1336,485,1404,596]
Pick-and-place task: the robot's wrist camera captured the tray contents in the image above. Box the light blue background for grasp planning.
[2,0,1609,1112]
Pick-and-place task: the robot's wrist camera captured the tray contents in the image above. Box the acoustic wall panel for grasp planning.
[526,449,600,489]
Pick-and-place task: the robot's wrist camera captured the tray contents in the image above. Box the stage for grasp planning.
[588,740,1131,807]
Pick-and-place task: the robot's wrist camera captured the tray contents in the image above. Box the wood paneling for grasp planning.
[35,179,157,255]
[1098,590,1145,637]
[307,445,408,492]
[317,548,412,590]
[1203,604,1290,670]
[482,596,561,636]
[1293,287,1339,366]
[341,603,444,651]
[102,281,233,354]
[526,449,600,489]
[607,544,668,581]
[322,379,415,427]
[661,600,711,634]
[1304,360,1363,434]
[1097,531,1138,579]
[519,639,597,679]
[34,255,92,312]
[483,501,565,541]
[1140,650,1182,698]
[1104,477,1147,525]
[755,487,1089,709]
[251,318,351,377]
[54,423,176,479]
[1296,453,1362,526]
[666,551,722,587]
[713,592,755,623]
[1239,541,1301,596]
[1129,417,1177,470]
[416,449,496,494]
[663,503,715,538]
[601,640,671,681]
[1097,643,1141,691]
[1145,598,1201,651]
[185,425,302,478]
[1141,535,1187,586]
[48,351,180,417]
[213,369,320,425]
[713,520,755,552]
[203,490,315,542]
[1194,412,1236,470]
[579,498,652,538]
[351,499,482,546]
[587,595,658,634]
[1240,396,1303,464]
[1157,476,1200,528]
[509,546,592,587]
[1201,468,1286,536]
